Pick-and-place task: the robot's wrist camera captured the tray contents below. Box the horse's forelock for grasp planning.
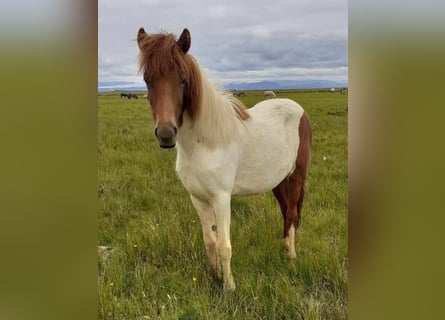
[138,34,178,78]
[138,32,201,120]
[138,34,188,80]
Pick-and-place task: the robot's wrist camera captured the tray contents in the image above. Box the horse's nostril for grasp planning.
[155,126,176,141]
[155,126,177,148]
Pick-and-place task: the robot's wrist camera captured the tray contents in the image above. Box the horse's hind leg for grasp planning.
[272,180,288,221]
[275,112,312,259]
[283,170,306,259]
[273,180,295,258]
[273,176,302,258]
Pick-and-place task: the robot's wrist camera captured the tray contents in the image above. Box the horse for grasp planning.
[137,28,312,291]
[330,88,335,93]
[120,93,130,99]
[232,90,245,97]
[130,93,139,99]
[263,90,276,97]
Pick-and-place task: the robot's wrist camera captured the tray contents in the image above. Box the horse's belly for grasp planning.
[232,147,296,196]
[232,172,289,196]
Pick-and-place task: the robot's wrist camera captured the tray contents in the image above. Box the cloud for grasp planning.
[99,0,348,87]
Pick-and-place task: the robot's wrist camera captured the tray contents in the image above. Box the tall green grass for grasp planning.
[98,90,348,319]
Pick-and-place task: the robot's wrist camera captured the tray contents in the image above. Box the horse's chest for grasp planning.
[175,146,238,198]
[176,161,208,196]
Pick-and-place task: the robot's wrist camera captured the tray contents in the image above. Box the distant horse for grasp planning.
[137,28,312,291]
[341,89,348,95]
[130,93,139,99]
[120,93,131,99]
[232,90,245,97]
[264,90,276,97]
[330,88,335,93]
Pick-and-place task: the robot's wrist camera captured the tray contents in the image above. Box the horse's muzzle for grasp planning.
[154,126,177,148]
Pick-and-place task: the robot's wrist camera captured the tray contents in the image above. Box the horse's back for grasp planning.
[248,98,304,122]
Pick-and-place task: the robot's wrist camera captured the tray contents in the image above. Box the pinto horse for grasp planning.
[137,28,312,290]
[264,90,276,97]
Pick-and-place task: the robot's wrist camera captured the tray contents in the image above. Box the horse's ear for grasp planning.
[137,27,148,50]
[177,28,191,54]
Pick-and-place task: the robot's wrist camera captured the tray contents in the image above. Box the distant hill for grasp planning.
[98,80,348,92]
[98,81,145,92]
[223,80,348,91]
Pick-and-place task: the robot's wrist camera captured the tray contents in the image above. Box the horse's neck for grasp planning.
[179,70,244,149]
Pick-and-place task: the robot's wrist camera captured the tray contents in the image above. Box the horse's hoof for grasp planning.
[285,246,297,259]
[223,274,236,291]
[283,238,296,259]
[223,281,236,291]
[288,251,297,259]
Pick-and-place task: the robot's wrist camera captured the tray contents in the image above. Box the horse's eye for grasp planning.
[180,79,186,87]
[143,75,150,87]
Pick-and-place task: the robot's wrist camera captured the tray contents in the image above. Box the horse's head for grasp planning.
[137,28,200,148]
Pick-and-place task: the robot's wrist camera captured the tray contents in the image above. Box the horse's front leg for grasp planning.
[190,193,235,291]
[190,195,218,273]
[212,193,235,291]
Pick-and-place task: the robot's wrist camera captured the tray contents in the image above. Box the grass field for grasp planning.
[98,90,348,319]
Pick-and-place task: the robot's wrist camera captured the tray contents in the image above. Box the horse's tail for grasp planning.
[295,111,312,229]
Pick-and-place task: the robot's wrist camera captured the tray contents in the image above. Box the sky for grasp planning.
[98,0,348,90]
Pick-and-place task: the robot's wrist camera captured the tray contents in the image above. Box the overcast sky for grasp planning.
[98,0,348,89]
